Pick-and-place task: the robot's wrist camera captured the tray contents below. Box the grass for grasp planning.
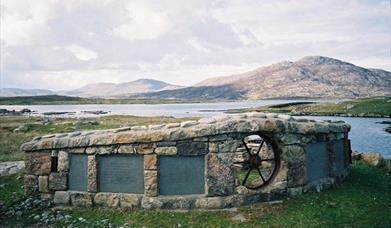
[0,95,209,105]
[0,162,390,227]
[226,96,391,116]
[0,115,199,162]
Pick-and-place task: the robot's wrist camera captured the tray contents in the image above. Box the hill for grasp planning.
[0,88,56,97]
[135,56,391,100]
[62,79,183,98]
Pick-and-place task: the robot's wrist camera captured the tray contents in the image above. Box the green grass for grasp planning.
[227,96,391,116]
[0,115,199,162]
[1,162,390,227]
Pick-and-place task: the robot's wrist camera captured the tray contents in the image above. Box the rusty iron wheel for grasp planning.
[236,134,280,190]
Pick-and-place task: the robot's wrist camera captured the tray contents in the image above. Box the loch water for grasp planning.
[1,100,390,158]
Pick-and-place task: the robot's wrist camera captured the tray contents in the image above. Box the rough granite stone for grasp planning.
[118,145,135,154]
[154,146,177,155]
[38,175,49,193]
[135,144,155,154]
[206,153,235,196]
[120,194,141,208]
[94,193,120,207]
[176,141,207,156]
[53,191,70,205]
[144,155,157,170]
[25,152,51,175]
[87,155,97,192]
[144,170,158,196]
[24,175,38,196]
[49,173,67,190]
[57,150,69,172]
[70,192,93,207]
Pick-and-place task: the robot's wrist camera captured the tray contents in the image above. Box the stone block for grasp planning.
[87,155,97,192]
[195,197,223,209]
[144,155,157,170]
[38,175,49,193]
[120,194,141,208]
[135,144,155,154]
[49,173,67,190]
[118,145,135,154]
[155,146,177,155]
[176,141,207,156]
[205,153,235,196]
[94,193,120,208]
[70,192,93,207]
[53,191,70,205]
[144,170,158,197]
[86,146,115,154]
[57,151,69,172]
[141,197,163,209]
[25,152,51,175]
[24,175,38,196]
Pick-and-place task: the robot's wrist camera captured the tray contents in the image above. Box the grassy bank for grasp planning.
[1,162,390,227]
[0,115,199,162]
[226,96,391,117]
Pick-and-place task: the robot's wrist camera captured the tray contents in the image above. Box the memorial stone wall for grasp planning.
[22,112,351,209]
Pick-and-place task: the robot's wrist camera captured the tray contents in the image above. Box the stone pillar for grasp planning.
[144,154,158,196]
[87,155,97,192]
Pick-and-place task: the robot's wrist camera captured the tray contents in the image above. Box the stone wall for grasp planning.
[21,112,351,209]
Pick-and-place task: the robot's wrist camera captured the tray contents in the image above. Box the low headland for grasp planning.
[226,96,391,118]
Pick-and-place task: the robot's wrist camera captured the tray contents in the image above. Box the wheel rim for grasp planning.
[235,134,280,189]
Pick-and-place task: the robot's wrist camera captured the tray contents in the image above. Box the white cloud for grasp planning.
[111,1,172,41]
[65,45,98,61]
[0,0,390,90]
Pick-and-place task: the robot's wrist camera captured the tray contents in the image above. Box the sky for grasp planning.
[0,0,390,91]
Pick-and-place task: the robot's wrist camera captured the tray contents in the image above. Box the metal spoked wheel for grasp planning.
[235,134,280,190]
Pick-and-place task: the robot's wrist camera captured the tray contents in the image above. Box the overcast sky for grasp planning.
[1,0,390,91]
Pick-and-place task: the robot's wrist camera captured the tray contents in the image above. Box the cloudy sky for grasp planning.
[1,0,390,90]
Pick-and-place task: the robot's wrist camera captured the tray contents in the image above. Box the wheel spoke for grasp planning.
[256,140,265,155]
[257,167,266,182]
[242,168,252,185]
[242,139,252,155]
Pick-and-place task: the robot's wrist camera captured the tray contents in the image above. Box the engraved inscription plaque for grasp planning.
[334,140,346,174]
[69,154,88,191]
[98,155,144,193]
[305,142,329,182]
[158,155,205,195]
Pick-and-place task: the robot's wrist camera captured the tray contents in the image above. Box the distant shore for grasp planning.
[225,96,391,118]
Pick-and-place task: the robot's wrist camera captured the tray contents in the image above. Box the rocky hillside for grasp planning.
[0,88,56,97]
[62,79,183,98]
[136,56,391,100]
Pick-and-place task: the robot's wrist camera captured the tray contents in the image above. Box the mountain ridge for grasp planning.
[135,56,391,100]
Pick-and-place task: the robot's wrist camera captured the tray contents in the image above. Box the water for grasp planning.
[0,99,324,118]
[1,100,390,158]
[301,116,391,159]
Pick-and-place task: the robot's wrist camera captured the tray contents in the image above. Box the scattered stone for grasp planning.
[0,161,25,176]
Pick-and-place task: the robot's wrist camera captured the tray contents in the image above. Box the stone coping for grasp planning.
[21,113,350,152]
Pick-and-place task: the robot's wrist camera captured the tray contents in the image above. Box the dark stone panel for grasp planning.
[158,156,205,195]
[334,140,346,174]
[69,154,88,191]
[305,142,329,182]
[98,155,144,193]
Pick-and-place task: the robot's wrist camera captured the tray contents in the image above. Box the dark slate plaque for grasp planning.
[334,140,346,174]
[97,155,144,193]
[158,155,205,195]
[305,142,329,182]
[69,154,88,191]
